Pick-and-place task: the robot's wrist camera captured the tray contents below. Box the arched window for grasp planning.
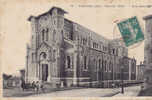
[67,56,71,68]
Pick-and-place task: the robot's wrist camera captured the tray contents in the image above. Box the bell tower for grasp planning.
[51,7,67,47]
[50,7,67,85]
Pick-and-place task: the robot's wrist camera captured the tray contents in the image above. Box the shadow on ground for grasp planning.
[138,87,152,96]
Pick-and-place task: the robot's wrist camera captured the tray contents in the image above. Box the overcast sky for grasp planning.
[1,1,152,74]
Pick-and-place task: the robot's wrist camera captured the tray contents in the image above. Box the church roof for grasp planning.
[28,6,67,21]
[70,20,109,44]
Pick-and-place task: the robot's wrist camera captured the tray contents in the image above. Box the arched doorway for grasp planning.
[40,52,49,81]
[42,64,48,81]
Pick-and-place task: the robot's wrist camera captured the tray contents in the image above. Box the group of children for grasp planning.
[31,81,45,93]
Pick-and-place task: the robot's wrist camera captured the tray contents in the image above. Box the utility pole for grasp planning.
[119,57,125,94]
[121,66,124,94]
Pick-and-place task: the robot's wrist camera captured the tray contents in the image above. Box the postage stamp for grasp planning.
[117,16,144,47]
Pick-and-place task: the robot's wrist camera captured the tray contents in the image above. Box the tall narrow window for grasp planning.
[42,29,45,41]
[46,33,48,41]
[61,30,64,36]
[84,56,87,69]
[102,60,104,70]
[99,59,101,69]
[53,30,56,42]
[46,28,49,33]
[109,62,112,72]
[32,53,34,62]
[46,28,49,41]
[93,42,95,48]
[49,50,52,61]
[67,56,71,68]
[113,49,115,54]
[70,32,73,40]
[94,59,96,72]
[105,61,107,72]
[53,50,56,61]
[97,44,98,48]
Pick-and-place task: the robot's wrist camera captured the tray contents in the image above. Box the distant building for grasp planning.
[122,57,136,80]
[3,74,21,88]
[130,58,137,80]
[26,7,137,88]
[136,61,146,81]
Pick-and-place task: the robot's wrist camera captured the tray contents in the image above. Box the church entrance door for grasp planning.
[42,64,48,81]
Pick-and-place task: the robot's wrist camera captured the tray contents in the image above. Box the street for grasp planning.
[3,87,37,97]
[30,88,119,97]
[30,85,142,97]
[3,85,142,97]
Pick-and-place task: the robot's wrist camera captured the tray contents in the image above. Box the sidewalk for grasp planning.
[113,85,141,97]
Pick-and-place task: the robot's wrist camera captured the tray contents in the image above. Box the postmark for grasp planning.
[117,16,144,47]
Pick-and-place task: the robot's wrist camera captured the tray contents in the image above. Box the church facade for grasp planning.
[26,7,136,87]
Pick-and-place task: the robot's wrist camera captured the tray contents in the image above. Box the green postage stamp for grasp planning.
[117,16,144,47]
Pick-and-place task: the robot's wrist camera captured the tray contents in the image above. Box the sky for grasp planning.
[1,0,152,75]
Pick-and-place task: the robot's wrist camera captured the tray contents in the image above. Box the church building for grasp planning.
[26,7,136,88]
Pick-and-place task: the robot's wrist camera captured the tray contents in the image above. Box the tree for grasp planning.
[3,73,12,80]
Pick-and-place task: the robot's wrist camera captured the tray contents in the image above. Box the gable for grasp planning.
[38,42,52,53]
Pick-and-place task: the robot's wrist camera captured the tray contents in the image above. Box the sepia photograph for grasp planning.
[1,0,152,98]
